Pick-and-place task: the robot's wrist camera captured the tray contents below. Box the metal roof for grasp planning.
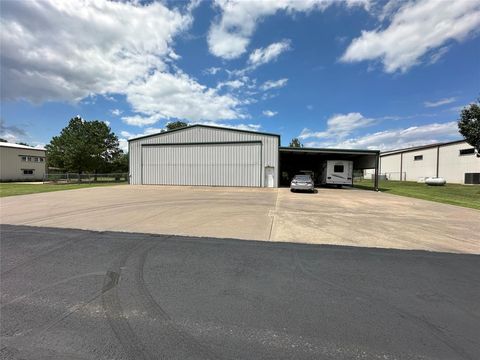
[279,147,379,156]
[381,139,466,156]
[0,142,46,151]
[128,124,281,142]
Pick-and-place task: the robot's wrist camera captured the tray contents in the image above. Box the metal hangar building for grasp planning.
[128,125,380,189]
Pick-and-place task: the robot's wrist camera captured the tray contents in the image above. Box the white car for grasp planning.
[290,175,314,192]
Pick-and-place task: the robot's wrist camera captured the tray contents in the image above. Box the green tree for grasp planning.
[166,121,188,131]
[458,99,480,156]
[108,152,129,173]
[46,116,122,175]
[16,142,31,147]
[289,138,303,148]
[0,138,7,142]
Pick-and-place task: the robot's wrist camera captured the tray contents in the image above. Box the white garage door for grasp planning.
[141,142,262,187]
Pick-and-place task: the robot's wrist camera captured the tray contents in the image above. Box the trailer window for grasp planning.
[414,155,423,161]
[459,148,475,156]
[334,165,344,173]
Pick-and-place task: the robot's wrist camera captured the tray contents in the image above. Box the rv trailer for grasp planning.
[320,160,353,187]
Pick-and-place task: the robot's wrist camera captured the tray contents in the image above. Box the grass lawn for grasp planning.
[0,182,126,198]
[355,179,480,210]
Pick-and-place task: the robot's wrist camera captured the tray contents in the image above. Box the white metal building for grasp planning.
[129,125,280,187]
[129,124,381,189]
[376,140,480,184]
[0,142,47,181]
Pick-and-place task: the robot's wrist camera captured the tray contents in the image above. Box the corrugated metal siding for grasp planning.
[378,140,480,184]
[142,143,261,186]
[129,126,279,187]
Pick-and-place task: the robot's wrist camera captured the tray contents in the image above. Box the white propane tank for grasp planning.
[425,177,446,186]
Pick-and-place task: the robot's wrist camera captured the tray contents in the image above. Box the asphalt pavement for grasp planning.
[1,224,479,359]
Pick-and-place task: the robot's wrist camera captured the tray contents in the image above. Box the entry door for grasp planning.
[265,166,275,188]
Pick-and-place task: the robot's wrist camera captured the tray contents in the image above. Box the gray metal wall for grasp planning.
[129,126,279,187]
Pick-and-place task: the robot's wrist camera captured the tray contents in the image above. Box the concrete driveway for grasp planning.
[1,185,479,254]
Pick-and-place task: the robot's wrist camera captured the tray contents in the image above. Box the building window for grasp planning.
[22,169,34,175]
[334,165,344,173]
[465,173,480,184]
[19,155,45,162]
[459,148,475,156]
[414,155,423,161]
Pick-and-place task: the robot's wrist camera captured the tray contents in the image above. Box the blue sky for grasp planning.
[1,0,479,152]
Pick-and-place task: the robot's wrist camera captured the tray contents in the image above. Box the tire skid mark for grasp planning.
[134,243,221,359]
[293,251,477,360]
[101,241,154,360]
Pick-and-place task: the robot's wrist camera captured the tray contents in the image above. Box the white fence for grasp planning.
[363,171,406,181]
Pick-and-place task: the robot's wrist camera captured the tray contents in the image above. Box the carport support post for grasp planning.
[374,152,380,192]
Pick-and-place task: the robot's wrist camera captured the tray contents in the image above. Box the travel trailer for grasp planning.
[320,160,353,187]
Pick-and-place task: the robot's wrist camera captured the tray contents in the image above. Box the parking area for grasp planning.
[1,185,479,254]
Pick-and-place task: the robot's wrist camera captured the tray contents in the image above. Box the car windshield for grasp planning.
[294,175,311,181]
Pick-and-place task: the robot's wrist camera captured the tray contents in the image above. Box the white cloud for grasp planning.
[203,67,222,75]
[1,0,191,102]
[424,97,456,108]
[341,0,480,73]
[299,112,376,140]
[0,120,27,143]
[120,127,163,140]
[196,122,261,132]
[262,110,278,117]
[118,138,128,153]
[304,121,459,150]
[208,0,369,59]
[125,71,244,125]
[103,120,111,127]
[260,78,288,91]
[110,109,123,116]
[1,1,245,126]
[168,50,181,60]
[216,79,244,89]
[248,40,291,68]
[118,128,167,152]
[427,46,451,65]
[122,114,162,127]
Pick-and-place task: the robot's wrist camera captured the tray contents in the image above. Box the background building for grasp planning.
[129,125,380,189]
[370,140,480,184]
[0,142,46,181]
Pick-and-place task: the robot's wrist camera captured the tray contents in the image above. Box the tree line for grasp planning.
[45,118,188,174]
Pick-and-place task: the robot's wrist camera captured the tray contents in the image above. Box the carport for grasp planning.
[279,147,380,190]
